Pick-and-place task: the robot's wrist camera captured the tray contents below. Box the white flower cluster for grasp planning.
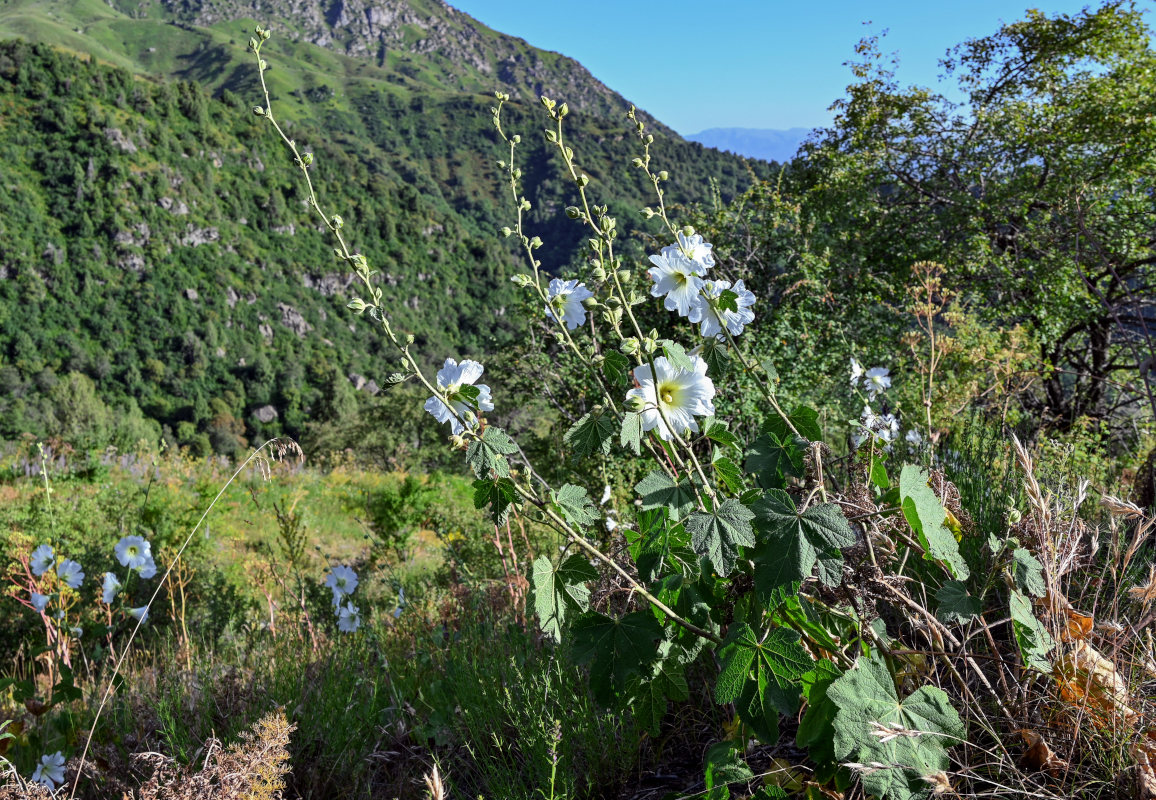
[423,358,494,435]
[29,537,157,626]
[647,232,755,340]
[848,359,922,450]
[324,565,361,633]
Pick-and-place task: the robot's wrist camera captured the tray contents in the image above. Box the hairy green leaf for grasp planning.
[762,405,822,443]
[564,410,616,460]
[1012,547,1046,597]
[570,611,663,704]
[465,426,517,479]
[701,338,731,379]
[630,641,691,735]
[752,490,855,587]
[712,451,745,494]
[936,580,980,624]
[472,477,516,524]
[745,431,805,489]
[552,483,598,528]
[661,339,694,372]
[532,554,598,641]
[1010,589,1054,672]
[601,350,631,386]
[899,465,970,580]
[702,417,742,451]
[620,411,643,456]
[829,653,964,800]
[635,471,698,522]
[687,499,756,577]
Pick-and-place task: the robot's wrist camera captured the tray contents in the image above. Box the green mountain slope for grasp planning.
[0,2,770,455]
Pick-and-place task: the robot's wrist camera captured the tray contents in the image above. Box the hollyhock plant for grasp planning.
[545,278,593,330]
[115,535,152,570]
[648,246,707,317]
[30,544,54,577]
[626,355,716,442]
[31,751,65,790]
[692,279,756,340]
[325,565,359,605]
[423,358,494,435]
[56,559,84,590]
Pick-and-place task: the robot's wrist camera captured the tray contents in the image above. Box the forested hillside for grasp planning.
[0,19,766,455]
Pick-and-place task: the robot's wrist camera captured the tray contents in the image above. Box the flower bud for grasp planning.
[500,226,512,237]
[631,157,644,168]
[591,354,605,366]
[540,95,555,110]
[576,174,590,187]
[545,129,558,143]
[511,134,521,144]
[581,296,600,309]
[565,206,581,219]
[301,152,313,166]
[405,334,415,345]
[605,295,621,308]
[591,265,607,282]
[558,103,569,117]
[1007,506,1022,525]
[681,225,696,237]
[641,207,655,219]
[252,106,266,116]
[330,214,343,229]
[624,394,647,413]
[657,170,669,181]
[259,59,267,71]
[529,236,543,250]
[620,338,640,356]
[642,337,659,354]
[259,28,271,40]
[347,298,367,313]
[510,274,532,287]
[615,269,631,284]
[646,134,655,144]
[248,37,259,51]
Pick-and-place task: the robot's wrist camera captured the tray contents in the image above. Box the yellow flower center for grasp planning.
[660,388,675,405]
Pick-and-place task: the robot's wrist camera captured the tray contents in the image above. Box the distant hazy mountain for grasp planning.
[687,127,811,164]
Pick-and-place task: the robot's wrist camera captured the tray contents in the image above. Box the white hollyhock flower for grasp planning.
[128,605,149,622]
[647,247,706,317]
[599,485,612,506]
[850,357,865,388]
[864,367,891,398]
[115,535,151,570]
[337,602,361,633]
[625,355,716,442]
[56,559,84,589]
[691,279,756,340]
[31,751,65,790]
[545,278,593,331]
[878,414,900,444]
[905,429,924,445]
[102,573,121,604]
[30,591,49,613]
[325,565,359,605]
[30,544,54,576]
[676,231,715,270]
[136,556,157,580]
[423,358,494,435]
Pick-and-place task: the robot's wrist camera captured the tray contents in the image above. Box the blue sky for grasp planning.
[449,0,1106,135]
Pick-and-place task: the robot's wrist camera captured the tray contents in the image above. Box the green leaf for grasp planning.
[702,417,742,451]
[601,350,631,385]
[745,431,805,489]
[759,357,780,391]
[564,410,616,460]
[465,426,518,479]
[635,470,698,522]
[532,554,598,641]
[570,611,663,704]
[762,405,821,443]
[472,477,516,524]
[1010,589,1054,672]
[661,339,694,372]
[704,742,754,793]
[630,641,690,735]
[620,411,643,456]
[702,338,731,379]
[752,490,855,587]
[712,451,745,494]
[686,499,756,577]
[899,465,970,580]
[1012,547,1046,597]
[551,484,598,528]
[936,580,980,624]
[716,623,813,707]
[718,289,739,313]
[828,653,964,800]
[870,456,890,490]
[796,659,842,768]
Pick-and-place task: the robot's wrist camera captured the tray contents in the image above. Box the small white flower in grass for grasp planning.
[625,355,716,442]
[101,573,121,604]
[128,605,148,622]
[30,591,49,613]
[423,358,494,435]
[115,535,151,570]
[675,231,715,270]
[325,565,359,605]
[864,367,891,398]
[647,248,706,318]
[691,279,756,340]
[30,544,54,576]
[545,278,593,330]
[905,429,924,445]
[136,555,157,580]
[56,559,83,589]
[337,602,361,633]
[599,485,612,506]
[31,751,65,790]
[850,357,865,387]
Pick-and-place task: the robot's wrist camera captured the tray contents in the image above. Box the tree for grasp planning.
[790,1,1156,429]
